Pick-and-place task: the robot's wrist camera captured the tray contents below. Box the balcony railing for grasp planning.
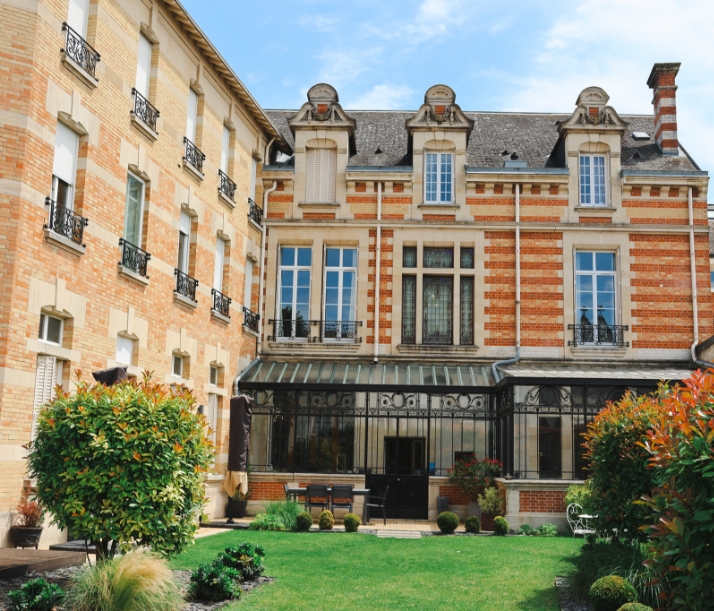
[131,89,159,132]
[119,238,151,278]
[175,269,198,302]
[243,307,260,333]
[211,288,231,318]
[45,198,88,247]
[321,320,363,342]
[62,23,100,79]
[218,170,236,202]
[248,198,263,225]
[568,324,629,348]
[268,319,362,342]
[183,138,205,174]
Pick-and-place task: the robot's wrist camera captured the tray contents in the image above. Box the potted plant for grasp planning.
[477,487,504,531]
[227,488,250,522]
[10,499,44,549]
[448,456,502,516]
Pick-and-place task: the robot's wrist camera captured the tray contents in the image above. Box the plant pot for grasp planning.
[10,526,43,549]
[481,514,496,531]
[227,498,248,521]
[468,501,482,520]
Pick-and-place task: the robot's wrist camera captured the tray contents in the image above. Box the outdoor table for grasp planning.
[286,486,371,524]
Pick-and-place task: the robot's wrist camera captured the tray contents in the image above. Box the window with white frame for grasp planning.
[38,313,63,345]
[250,156,257,201]
[575,252,617,343]
[52,122,79,209]
[324,247,357,340]
[172,354,184,377]
[116,335,134,366]
[124,173,145,246]
[177,211,191,274]
[305,148,336,203]
[135,34,151,98]
[186,89,198,143]
[214,236,226,292]
[244,259,254,309]
[209,365,219,386]
[67,0,89,39]
[277,247,312,339]
[579,155,607,206]
[221,125,230,174]
[425,152,453,204]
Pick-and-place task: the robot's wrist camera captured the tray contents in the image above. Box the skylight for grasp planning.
[632,131,650,141]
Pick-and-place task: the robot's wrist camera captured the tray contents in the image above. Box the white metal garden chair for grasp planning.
[566,503,596,551]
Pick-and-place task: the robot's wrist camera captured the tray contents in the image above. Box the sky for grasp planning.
[182,0,713,190]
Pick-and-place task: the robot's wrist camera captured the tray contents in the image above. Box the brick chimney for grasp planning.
[647,62,681,155]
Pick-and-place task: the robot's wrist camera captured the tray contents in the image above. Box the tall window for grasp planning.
[402,276,416,344]
[116,335,134,365]
[186,89,198,143]
[135,34,151,98]
[67,0,89,39]
[306,148,336,203]
[579,155,607,206]
[250,156,257,201]
[124,173,144,247]
[460,277,474,345]
[278,247,312,339]
[214,236,226,292]
[423,276,453,344]
[177,211,191,274]
[425,152,453,204]
[221,126,230,174]
[52,123,79,209]
[244,259,254,308]
[324,248,357,340]
[575,252,617,343]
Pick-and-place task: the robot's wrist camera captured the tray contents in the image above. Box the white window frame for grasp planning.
[186,88,198,143]
[574,250,619,344]
[206,392,218,448]
[277,246,312,341]
[124,172,145,246]
[52,122,79,210]
[32,355,60,439]
[38,313,63,346]
[250,156,257,201]
[244,259,254,309]
[214,236,226,292]
[424,151,454,204]
[116,335,134,366]
[322,246,358,341]
[172,354,183,377]
[209,365,219,386]
[67,0,89,39]
[135,33,152,98]
[177,212,191,274]
[579,154,608,207]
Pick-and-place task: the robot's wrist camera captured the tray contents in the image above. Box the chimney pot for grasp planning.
[647,62,681,156]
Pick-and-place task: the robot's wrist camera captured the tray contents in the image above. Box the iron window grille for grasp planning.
[243,306,260,332]
[403,246,417,268]
[401,275,417,344]
[119,238,150,278]
[460,276,474,345]
[248,198,263,225]
[211,288,231,318]
[218,169,236,202]
[460,247,475,269]
[423,276,453,345]
[183,137,205,174]
[424,247,454,268]
[131,88,159,132]
[45,197,88,247]
[62,23,100,79]
[568,324,629,348]
[174,269,198,302]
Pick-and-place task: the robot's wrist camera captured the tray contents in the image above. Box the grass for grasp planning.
[171,531,576,611]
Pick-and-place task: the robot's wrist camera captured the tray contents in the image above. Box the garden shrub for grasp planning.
[492,516,509,536]
[639,370,714,611]
[437,511,459,534]
[537,523,558,537]
[448,456,502,500]
[27,375,213,559]
[188,563,241,602]
[217,543,265,581]
[343,513,361,532]
[583,389,666,544]
[65,548,182,611]
[295,511,313,532]
[318,510,334,530]
[477,487,503,515]
[565,481,594,514]
[263,500,303,531]
[249,513,286,531]
[518,524,534,535]
[8,578,65,611]
[616,604,652,611]
[464,516,481,534]
[589,575,637,611]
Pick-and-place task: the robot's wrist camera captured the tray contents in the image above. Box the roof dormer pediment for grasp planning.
[406,84,474,135]
[289,83,356,135]
[558,86,628,134]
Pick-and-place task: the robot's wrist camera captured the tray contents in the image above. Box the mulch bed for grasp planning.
[554,576,593,611]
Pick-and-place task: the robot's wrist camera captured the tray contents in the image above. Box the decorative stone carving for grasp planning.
[406,84,474,134]
[289,83,355,134]
[557,86,627,133]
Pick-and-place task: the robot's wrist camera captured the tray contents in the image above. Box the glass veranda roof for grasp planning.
[237,360,497,391]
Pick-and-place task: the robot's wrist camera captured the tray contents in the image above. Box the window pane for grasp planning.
[124,175,143,245]
[46,316,62,344]
[460,247,474,269]
[440,154,452,202]
[116,336,133,365]
[595,252,615,271]
[423,276,453,345]
[173,355,182,376]
[575,252,593,271]
[326,248,340,267]
[402,276,416,344]
[297,248,312,266]
[424,247,453,268]
[38,314,46,339]
[460,276,474,345]
[579,156,591,205]
[210,366,218,385]
[342,249,357,268]
[280,247,294,266]
[425,153,437,202]
[403,247,417,268]
[593,156,606,205]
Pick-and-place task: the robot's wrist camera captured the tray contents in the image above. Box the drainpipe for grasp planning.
[687,186,714,369]
[374,181,382,363]
[263,137,275,166]
[258,181,278,358]
[491,183,521,383]
[232,357,260,397]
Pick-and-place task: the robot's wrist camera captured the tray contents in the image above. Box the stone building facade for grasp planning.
[239,64,710,529]
[0,0,287,545]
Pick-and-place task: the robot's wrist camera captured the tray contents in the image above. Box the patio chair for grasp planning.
[330,484,354,517]
[365,486,389,525]
[304,484,329,514]
[566,503,596,551]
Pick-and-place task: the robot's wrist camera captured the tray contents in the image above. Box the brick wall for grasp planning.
[519,490,566,513]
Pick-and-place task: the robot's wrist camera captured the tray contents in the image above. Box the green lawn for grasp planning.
[170,531,577,611]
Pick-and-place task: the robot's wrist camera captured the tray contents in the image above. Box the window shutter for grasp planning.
[67,0,89,38]
[32,355,57,439]
[53,123,79,188]
[221,126,230,173]
[250,157,257,201]
[186,89,198,142]
[244,259,254,308]
[135,34,151,97]
[306,149,316,202]
[206,393,218,445]
[325,149,336,202]
[214,237,225,291]
[124,175,144,245]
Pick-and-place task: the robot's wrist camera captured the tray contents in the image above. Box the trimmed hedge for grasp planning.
[295,512,313,532]
[590,575,637,611]
[437,511,459,534]
[343,513,361,532]
[492,516,509,536]
[318,510,334,530]
[464,516,481,534]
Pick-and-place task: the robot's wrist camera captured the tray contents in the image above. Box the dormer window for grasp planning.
[579,154,607,206]
[306,148,336,203]
[425,152,453,204]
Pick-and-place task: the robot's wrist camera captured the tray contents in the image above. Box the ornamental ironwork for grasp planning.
[210,289,231,318]
[45,198,88,247]
[424,247,454,268]
[62,23,100,79]
[175,269,198,302]
[440,393,491,414]
[243,306,260,332]
[248,198,263,225]
[131,89,159,132]
[183,137,205,174]
[378,392,419,413]
[218,170,236,202]
[270,318,313,341]
[310,391,354,410]
[568,324,629,348]
[322,320,362,342]
[403,246,417,268]
[460,247,474,269]
[119,238,150,277]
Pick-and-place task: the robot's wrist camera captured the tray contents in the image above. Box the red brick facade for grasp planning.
[519,490,567,513]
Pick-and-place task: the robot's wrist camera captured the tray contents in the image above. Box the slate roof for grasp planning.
[265,109,700,172]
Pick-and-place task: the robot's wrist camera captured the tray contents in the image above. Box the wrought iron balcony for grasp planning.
[211,288,231,318]
[568,324,629,348]
[321,320,363,342]
[62,23,100,79]
[119,238,151,278]
[131,89,159,133]
[243,307,260,333]
[44,197,88,247]
[175,269,198,302]
[218,170,236,202]
[183,138,205,175]
[268,319,362,342]
[269,318,315,342]
[248,198,263,226]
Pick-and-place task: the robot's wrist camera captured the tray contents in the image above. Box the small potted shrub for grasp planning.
[10,499,44,549]
[589,575,637,611]
[448,456,502,516]
[492,516,509,536]
[464,516,481,534]
[318,510,334,530]
[476,487,503,531]
[437,511,459,534]
[343,513,361,532]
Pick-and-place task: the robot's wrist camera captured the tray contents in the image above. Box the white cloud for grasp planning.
[313,47,384,90]
[297,14,340,32]
[346,84,415,110]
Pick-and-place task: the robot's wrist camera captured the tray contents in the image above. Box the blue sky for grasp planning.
[183,0,713,187]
